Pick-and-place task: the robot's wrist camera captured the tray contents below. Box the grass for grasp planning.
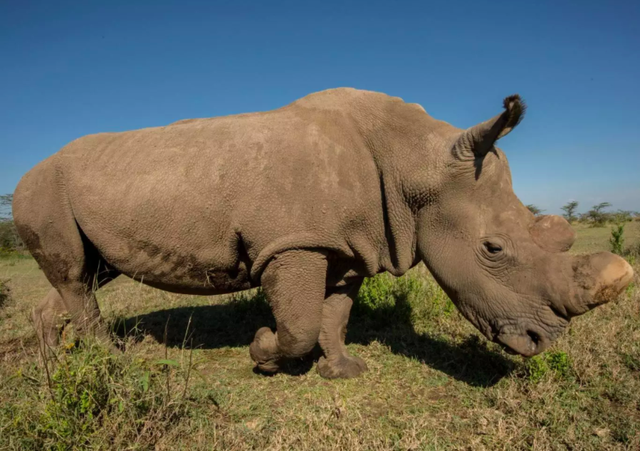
[0,225,639,450]
[570,220,640,255]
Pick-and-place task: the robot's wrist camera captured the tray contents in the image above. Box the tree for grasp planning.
[560,201,579,223]
[585,202,612,227]
[0,194,12,220]
[0,194,23,251]
[611,209,633,224]
[526,204,544,216]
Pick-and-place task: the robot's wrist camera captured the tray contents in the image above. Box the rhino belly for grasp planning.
[69,186,253,295]
[91,226,253,294]
[88,226,253,295]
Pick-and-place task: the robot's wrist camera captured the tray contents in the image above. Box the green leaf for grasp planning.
[154,359,179,367]
[141,371,150,392]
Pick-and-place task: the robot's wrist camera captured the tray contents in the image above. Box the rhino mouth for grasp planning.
[494,329,550,357]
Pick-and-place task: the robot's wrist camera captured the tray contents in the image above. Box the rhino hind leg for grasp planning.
[14,166,120,348]
[317,281,368,379]
[249,250,327,373]
[32,288,69,350]
[32,243,120,351]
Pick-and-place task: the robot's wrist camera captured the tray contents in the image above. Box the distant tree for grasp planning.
[526,204,544,216]
[585,202,612,227]
[0,194,12,220]
[0,194,23,251]
[611,210,633,224]
[561,201,579,223]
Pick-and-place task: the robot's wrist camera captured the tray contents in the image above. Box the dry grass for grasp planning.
[0,225,639,450]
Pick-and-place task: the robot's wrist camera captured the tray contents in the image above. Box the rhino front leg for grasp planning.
[317,281,368,379]
[249,250,327,373]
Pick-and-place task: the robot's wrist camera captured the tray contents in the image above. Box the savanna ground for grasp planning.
[1,222,639,450]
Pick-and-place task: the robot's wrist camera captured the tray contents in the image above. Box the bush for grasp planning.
[0,278,10,309]
[355,270,455,329]
[611,210,634,224]
[523,350,574,383]
[0,220,24,252]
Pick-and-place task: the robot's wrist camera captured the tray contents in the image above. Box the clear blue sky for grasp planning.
[1,0,639,215]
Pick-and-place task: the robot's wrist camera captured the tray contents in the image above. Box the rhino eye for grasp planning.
[484,242,503,254]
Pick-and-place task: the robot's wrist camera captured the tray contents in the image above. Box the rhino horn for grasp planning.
[453,95,526,160]
[530,215,577,253]
[569,253,634,316]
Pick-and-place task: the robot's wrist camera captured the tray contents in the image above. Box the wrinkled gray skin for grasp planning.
[13,88,634,378]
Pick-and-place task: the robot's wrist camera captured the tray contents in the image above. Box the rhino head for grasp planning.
[416,95,634,357]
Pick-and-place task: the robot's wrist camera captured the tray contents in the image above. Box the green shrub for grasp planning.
[523,351,573,382]
[0,278,10,309]
[524,355,549,382]
[355,270,455,330]
[545,350,572,379]
[0,220,24,252]
[625,243,640,263]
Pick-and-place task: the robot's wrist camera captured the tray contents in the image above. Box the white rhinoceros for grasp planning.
[13,88,633,378]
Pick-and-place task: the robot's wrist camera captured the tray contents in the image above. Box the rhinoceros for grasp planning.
[13,88,633,378]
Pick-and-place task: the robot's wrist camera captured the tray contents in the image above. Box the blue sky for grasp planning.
[1,0,638,215]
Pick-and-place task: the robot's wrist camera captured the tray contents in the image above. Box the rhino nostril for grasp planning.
[527,330,541,346]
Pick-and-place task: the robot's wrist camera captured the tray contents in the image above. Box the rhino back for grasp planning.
[57,92,386,289]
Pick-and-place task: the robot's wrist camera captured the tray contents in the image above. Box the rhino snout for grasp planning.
[495,328,553,357]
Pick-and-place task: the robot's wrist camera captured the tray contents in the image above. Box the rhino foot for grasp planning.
[317,354,368,379]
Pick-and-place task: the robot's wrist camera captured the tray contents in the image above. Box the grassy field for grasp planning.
[1,222,639,450]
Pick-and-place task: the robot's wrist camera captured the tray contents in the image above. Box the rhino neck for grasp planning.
[353,96,459,276]
[373,170,418,276]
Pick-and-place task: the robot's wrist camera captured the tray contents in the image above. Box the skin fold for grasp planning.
[13,88,634,378]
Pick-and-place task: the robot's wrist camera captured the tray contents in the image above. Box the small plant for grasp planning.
[523,355,549,382]
[523,351,573,382]
[610,222,625,255]
[545,350,572,379]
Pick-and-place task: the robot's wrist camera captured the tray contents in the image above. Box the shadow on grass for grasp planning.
[113,290,516,387]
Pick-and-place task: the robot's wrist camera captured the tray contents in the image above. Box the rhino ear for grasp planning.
[453,95,526,160]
